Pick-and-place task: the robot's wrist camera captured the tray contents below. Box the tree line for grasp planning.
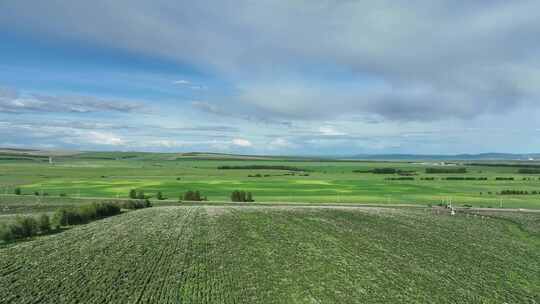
[444,177,488,181]
[499,190,540,195]
[1,214,52,242]
[218,165,306,172]
[518,168,540,174]
[1,200,152,243]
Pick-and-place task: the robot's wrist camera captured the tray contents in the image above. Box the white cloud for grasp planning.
[0,86,144,114]
[70,131,126,146]
[173,80,207,90]
[268,138,295,149]
[232,138,252,147]
[319,126,346,136]
[173,79,191,85]
[147,139,183,148]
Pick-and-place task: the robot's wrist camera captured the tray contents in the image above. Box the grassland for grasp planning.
[2,151,540,209]
[1,206,539,303]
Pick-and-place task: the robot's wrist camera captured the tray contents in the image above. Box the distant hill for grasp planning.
[347,153,540,161]
[2,148,539,162]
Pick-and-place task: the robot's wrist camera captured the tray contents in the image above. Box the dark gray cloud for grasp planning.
[0,86,144,114]
[191,100,293,126]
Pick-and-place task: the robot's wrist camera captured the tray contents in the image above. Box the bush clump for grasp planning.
[156,191,166,200]
[231,190,254,202]
[38,214,51,233]
[1,214,52,242]
[181,190,207,201]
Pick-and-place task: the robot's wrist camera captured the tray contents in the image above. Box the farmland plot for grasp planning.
[1,206,539,303]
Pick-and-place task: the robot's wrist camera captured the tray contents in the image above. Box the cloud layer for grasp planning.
[1,1,540,153]
[2,1,539,122]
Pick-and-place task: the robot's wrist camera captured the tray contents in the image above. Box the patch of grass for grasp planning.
[1,156,540,208]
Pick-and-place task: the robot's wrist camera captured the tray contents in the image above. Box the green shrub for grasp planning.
[129,189,137,199]
[12,216,38,239]
[38,214,51,233]
[120,199,152,209]
[0,224,14,242]
[52,209,69,227]
[136,190,146,199]
[14,187,21,195]
[156,191,165,200]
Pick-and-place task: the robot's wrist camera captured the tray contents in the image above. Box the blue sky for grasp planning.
[1,1,540,155]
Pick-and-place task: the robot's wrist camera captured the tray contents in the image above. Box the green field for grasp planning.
[2,151,540,209]
[1,206,539,303]
[2,152,540,302]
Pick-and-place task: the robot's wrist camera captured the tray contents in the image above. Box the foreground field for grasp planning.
[1,206,539,303]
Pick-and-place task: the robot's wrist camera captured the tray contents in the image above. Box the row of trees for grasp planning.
[119,199,152,209]
[444,177,488,181]
[127,189,256,202]
[53,202,122,226]
[425,167,467,174]
[218,165,306,172]
[518,168,540,174]
[385,177,415,181]
[179,190,256,202]
[1,199,153,243]
[231,190,254,202]
[129,189,166,200]
[500,190,540,195]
